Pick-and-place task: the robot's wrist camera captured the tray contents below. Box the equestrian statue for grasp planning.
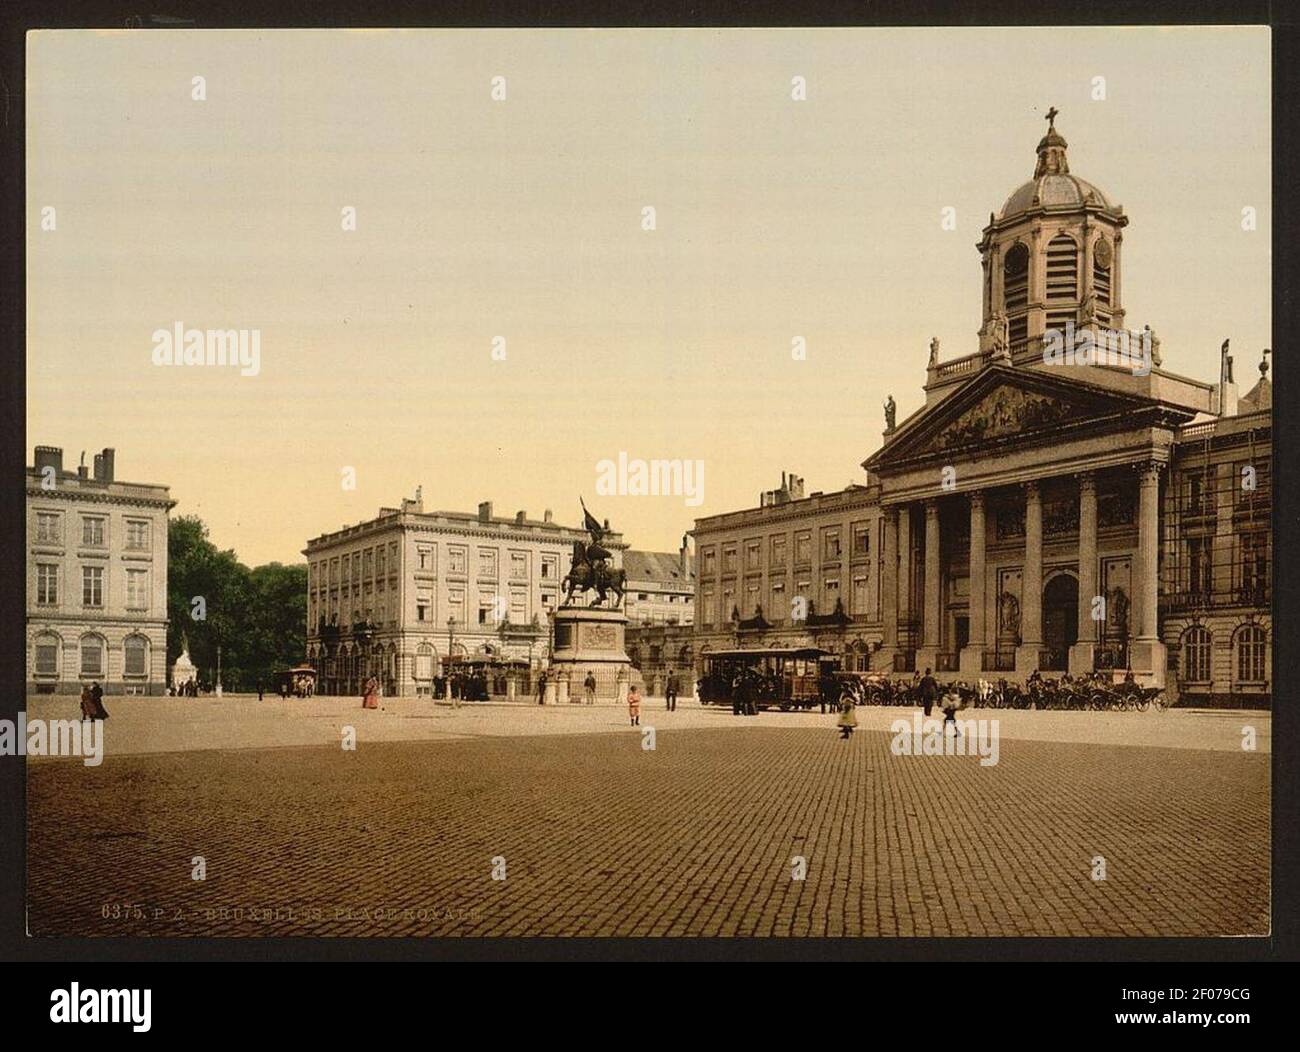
[561,499,626,608]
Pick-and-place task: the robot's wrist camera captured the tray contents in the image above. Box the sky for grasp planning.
[26,27,1271,566]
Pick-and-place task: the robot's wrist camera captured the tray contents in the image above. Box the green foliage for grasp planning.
[167,515,306,691]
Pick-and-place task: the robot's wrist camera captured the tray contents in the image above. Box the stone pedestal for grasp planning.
[549,605,637,702]
[1068,643,1096,677]
[556,670,572,705]
[1127,640,1167,688]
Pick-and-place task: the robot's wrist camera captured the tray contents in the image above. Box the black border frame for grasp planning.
[1,0,1293,966]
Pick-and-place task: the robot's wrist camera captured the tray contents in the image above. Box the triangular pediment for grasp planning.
[866,365,1193,472]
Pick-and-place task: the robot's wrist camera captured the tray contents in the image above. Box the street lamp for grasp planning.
[447,616,457,707]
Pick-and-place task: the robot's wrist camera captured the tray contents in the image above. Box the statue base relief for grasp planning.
[549,605,641,701]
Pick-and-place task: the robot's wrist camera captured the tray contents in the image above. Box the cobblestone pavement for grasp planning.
[27,721,1268,937]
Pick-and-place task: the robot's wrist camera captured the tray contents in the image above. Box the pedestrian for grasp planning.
[941,686,964,737]
[818,666,838,714]
[628,684,641,726]
[257,680,264,701]
[79,683,95,721]
[89,681,109,720]
[584,671,597,706]
[919,667,939,717]
[731,674,743,716]
[362,675,379,710]
[537,670,547,705]
[665,670,678,712]
[836,692,857,739]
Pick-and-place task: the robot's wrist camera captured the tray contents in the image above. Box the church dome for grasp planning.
[998,113,1113,218]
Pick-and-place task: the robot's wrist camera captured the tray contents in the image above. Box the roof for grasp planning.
[1001,173,1111,217]
[1239,376,1272,413]
[623,549,694,587]
[706,647,834,660]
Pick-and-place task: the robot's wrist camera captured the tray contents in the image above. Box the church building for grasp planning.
[691,113,1271,702]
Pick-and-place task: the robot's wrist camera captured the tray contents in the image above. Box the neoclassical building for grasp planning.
[303,494,623,696]
[692,116,1271,701]
[25,446,175,695]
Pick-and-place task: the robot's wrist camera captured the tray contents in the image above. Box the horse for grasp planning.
[562,559,626,608]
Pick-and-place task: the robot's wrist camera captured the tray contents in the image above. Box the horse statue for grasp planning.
[562,539,626,608]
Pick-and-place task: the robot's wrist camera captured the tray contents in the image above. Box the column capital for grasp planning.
[924,497,940,516]
[1075,470,1097,493]
[969,489,985,509]
[1021,479,1041,500]
[1133,459,1165,484]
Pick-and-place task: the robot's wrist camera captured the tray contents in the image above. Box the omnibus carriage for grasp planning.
[698,647,841,711]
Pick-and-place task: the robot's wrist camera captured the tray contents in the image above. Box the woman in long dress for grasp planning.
[836,691,857,740]
[362,675,380,709]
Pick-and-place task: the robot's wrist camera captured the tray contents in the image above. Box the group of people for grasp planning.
[169,680,200,697]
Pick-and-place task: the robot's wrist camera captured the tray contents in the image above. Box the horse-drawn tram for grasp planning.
[698,647,841,711]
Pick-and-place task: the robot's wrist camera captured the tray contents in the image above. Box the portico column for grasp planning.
[960,491,986,674]
[897,505,913,654]
[880,507,898,652]
[1129,461,1167,686]
[1016,480,1043,673]
[916,499,942,672]
[1070,472,1098,675]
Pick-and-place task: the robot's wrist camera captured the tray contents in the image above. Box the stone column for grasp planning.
[1130,461,1167,686]
[897,505,913,658]
[1070,472,1099,675]
[960,492,986,674]
[1016,481,1043,673]
[917,499,942,672]
[878,508,899,666]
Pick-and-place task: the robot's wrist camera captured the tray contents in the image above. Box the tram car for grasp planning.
[697,647,841,711]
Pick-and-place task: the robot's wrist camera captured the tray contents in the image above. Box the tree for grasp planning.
[167,515,305,691]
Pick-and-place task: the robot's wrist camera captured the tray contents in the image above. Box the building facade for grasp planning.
[303,495,624,696]
[692,117,1271,702]
[26,446,175,695]
[623,539,695,627]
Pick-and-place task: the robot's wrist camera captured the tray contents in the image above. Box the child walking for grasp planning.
[628,684,642,726]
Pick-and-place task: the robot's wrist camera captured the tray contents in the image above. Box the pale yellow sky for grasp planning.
[26,27,1271,565]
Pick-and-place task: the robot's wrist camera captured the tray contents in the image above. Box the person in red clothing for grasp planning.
[362,675,380,709]
[627,684,642,726]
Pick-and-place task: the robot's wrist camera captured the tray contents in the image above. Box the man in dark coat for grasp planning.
[919,667,939,718]
[665,670,679,712]
[90,681,109,719]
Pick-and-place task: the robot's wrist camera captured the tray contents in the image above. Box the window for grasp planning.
[448,588,465,622]
[1240,532,1269,598]
[415,644,434,680]
[36,512,61,543]
[510,551,528,579]
[541,592,556,613]
[770,534,787,568]
[125,520,149,550]
[416,592,431,622]
[417,546,431,570]
[794,532,811,565]
[478,590,498,625]
[37,564,58,604]
[722,546,737,573]
[541,554,557,580]
[124,636,147,677]
[82,566,104,607]
[81,516,105,546]
[509,587,527,623]
[824,578,840,607]
[478,548,498,577]
[1236,626,1267,684]
[35,639,58,676]
[769,579,786,618]
[363,549,373,578]
[745,539,761,571]
[852,524,870,558]
[1182,626,1212,683]
[376,547,386,577]
[448,546,467,574]
[745,580,760,616]
[701,547,716,575]
[1045,233,1078,303]
[702,587,715,626]
[80,636,104,677]
[823,528,842,560]
[126,568,148,610]
[852,574,869,615]
[1004,242,1029,344]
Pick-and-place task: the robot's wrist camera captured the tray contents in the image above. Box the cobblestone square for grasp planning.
[25,698,1269,937]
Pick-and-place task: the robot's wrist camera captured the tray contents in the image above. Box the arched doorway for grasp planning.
[1042,573,1078,670]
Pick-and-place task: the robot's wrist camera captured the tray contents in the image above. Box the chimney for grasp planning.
[91,447,115,483]
[679,534,689,576]
[33,446,63,477]
[543,509,553,524]
[478,501,493,523]
[1217,339,1238,418]
[515,510,527,525]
